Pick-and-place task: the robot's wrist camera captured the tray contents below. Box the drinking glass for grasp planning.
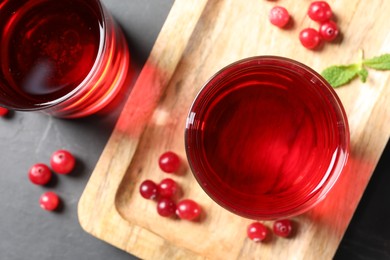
[0,0,129,118]
[185,56,349,220]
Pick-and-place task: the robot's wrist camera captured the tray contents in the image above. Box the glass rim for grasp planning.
[185,55,350,220]
[0,0,108,111]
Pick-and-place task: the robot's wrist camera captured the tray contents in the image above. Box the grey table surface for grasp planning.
[1,1,389,260]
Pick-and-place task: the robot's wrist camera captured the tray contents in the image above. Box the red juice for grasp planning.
[185,56,349,220]
[0,0,129,118]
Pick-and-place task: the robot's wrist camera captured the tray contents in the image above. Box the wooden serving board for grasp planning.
[78,0,390,259]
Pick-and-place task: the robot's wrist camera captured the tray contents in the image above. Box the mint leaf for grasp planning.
[321,65,360,88]
[357,68,368,82]
[321,51,390,88]
[363,54,390,70]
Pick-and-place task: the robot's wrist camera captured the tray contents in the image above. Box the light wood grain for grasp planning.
[78,0,390,259]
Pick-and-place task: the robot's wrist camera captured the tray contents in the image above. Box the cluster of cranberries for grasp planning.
[269,1,339,49]
[247,219,294,242]
[28,150,76,211]
[139,151,202,221]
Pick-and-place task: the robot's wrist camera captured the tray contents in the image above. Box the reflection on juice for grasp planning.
[185,56,349,220]
[0,0,129,118]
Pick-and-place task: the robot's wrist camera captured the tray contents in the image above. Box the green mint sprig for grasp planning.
[321,50,390,88]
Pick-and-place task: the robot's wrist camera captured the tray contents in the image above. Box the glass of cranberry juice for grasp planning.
[185,56,349,220]
[0,0,129,118]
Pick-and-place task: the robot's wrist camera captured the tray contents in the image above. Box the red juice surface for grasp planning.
[185,57,349,219]
[0,0,129,117]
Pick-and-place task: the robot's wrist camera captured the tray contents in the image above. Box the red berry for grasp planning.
[139,180,158,200]
[39,192,60,211]
[50,150,75,174]
[158,178,178,198]
[176,199,201,221]
[299,28,321,49]
[28,163,52,185]
[273,219,293,238]
[247,222,269,242]
[269,6,290,28]
[0,107,9,117]
[157,198,176,217]
[158,151,181,173]
[308,1,332,23]
[319,20,339,41]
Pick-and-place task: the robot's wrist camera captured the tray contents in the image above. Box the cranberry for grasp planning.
[158,178,178,198]
[157,198,176,217]
[158,151,181,173]
[307,1,333,23]
[273,219,293,238]
[139,180,158,200]
[39,191,60,211]
[0,107,9,117]
[269,6,290,28]
[299,28,321,49]
[247,222,269,242]
[28,163,52,185]
[50,149,75,174]
[319,20,339,41]
[176,199,201,221]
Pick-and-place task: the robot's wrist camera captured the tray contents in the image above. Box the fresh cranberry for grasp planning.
[247,222,269,242]
[176,199,201,221]
[158,178,178,198]
[0,107,8,117]
[319,20,339,41]
[158,151,181,173]
[157,198,176,217]
[308,1,333,23]
[299,28,321,49]
[139,180,158,200]
[39,191,60,211]
[269,6,290,28]
[273,219,293,238]
[50,149,75,174]
[28,163,52,185]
